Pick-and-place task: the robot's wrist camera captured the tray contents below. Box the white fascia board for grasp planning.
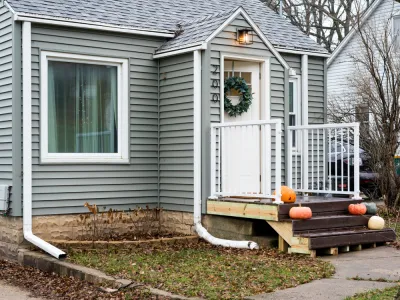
[14,13,175,38]
[153,43,207,59]
[327,0,384,67]
[4,1,16,14]
[277,47,331,58]
[205,7,290,70]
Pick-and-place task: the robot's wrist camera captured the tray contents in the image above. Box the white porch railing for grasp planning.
[210,120,282,203]
[287,123,361,199]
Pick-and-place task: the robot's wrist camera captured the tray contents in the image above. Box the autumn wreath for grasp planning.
[224,76,253,117]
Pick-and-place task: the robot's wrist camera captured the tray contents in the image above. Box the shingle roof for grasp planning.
[6,0,329,54]
[156,8,239,53]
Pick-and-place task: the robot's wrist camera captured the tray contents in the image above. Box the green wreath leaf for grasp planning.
[224,76,253,117]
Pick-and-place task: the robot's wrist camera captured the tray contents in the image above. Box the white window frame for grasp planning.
[40,51,129,164]
[289,76,302,151]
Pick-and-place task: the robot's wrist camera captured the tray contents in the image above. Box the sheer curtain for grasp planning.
[47,61,118,154]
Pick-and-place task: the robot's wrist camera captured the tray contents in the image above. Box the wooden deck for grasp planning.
[206,196,397,256]
[207,196,361,221]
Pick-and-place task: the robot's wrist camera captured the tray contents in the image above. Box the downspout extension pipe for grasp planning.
[22,21,66,259]
[192,50,259,250]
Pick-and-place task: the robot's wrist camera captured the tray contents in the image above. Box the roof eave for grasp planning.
[153,43,208,59]
[276,47,331,58]
[13,13,175,38]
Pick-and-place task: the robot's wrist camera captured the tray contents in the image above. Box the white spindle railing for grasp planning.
[287,123,361,199]
[210,120,282,203]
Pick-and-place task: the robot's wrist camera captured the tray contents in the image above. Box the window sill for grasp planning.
[40,157,130,164]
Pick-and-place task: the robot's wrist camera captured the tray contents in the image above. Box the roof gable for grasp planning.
[328,0,385,66]
[155,7,290,69]
[5,0,328,55]
[155,7,239,54]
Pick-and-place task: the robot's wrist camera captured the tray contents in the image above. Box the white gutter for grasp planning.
[15,14,174,38]
[153,43,207,59]
[22,22,66,259]
[192,50,258,250]
[277,48,331,58]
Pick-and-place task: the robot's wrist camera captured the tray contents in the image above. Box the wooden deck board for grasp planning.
[309,229,396,249]
[207,200,279,221]
[292,215,370,233]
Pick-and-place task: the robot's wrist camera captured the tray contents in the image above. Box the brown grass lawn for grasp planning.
[345,285,400,300]
[68,241,334,299]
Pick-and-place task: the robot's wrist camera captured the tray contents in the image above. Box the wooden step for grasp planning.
[304,228,396,250]
[278,199,362,220]
[293,225,366,236]
[292,215,371,234]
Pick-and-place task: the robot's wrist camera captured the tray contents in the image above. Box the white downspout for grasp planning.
[22,22,66,259]
[192,50,258,250]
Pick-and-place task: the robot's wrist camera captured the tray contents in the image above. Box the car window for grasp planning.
[330,143,345,152]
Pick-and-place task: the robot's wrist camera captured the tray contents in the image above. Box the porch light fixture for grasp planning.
[237,28,253,45]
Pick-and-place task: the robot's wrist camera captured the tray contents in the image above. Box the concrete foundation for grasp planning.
[0,212,277,260]
[202,215,278,248]
[0,211,195,259]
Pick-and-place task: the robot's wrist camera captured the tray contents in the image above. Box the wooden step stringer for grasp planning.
[266,221,313,256]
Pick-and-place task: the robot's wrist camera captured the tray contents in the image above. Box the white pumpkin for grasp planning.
[368,216,385,230]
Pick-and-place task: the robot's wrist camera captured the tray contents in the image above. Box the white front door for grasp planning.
[223,60,261,194]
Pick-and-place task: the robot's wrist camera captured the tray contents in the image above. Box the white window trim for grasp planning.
[289,75,302,153]
[40,51,129,164]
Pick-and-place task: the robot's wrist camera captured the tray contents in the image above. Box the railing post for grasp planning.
[274,121,283,204]
[210,126,217,199]
[264,124,272,196]
[302,128,309,192]
[287,128,293,189]
[352,123,361,199]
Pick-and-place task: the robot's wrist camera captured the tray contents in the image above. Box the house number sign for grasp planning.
[211,64,220,103]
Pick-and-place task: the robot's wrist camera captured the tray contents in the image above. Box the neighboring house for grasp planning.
[327,0,400,125]
[2,0,392,260]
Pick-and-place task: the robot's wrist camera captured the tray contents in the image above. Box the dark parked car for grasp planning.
[328,142,379,197]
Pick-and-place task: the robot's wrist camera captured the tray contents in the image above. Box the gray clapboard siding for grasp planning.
[0,5,12,186]
[328,0,400,114]
[209,14,286,189]
[159,53,194,212]
[281,54,301,75]
[29,24,164,215]
[308,57,325,124]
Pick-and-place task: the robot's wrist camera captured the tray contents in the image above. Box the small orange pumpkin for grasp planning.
[289,205,312,219]
[274,186,296,203]
[348,203,367,215]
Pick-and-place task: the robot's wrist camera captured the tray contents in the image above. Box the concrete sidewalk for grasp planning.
[247,246,400,300]
[0,281,42,300]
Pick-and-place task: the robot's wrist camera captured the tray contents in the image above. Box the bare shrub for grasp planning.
[78,203,163,242]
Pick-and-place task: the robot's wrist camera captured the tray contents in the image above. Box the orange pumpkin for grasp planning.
[289,206,312,219]
[274,186,296,203]
[348,203,367,215]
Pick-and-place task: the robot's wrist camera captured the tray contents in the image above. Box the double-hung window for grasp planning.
[289,77,301,150]
[40,52,129,163]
